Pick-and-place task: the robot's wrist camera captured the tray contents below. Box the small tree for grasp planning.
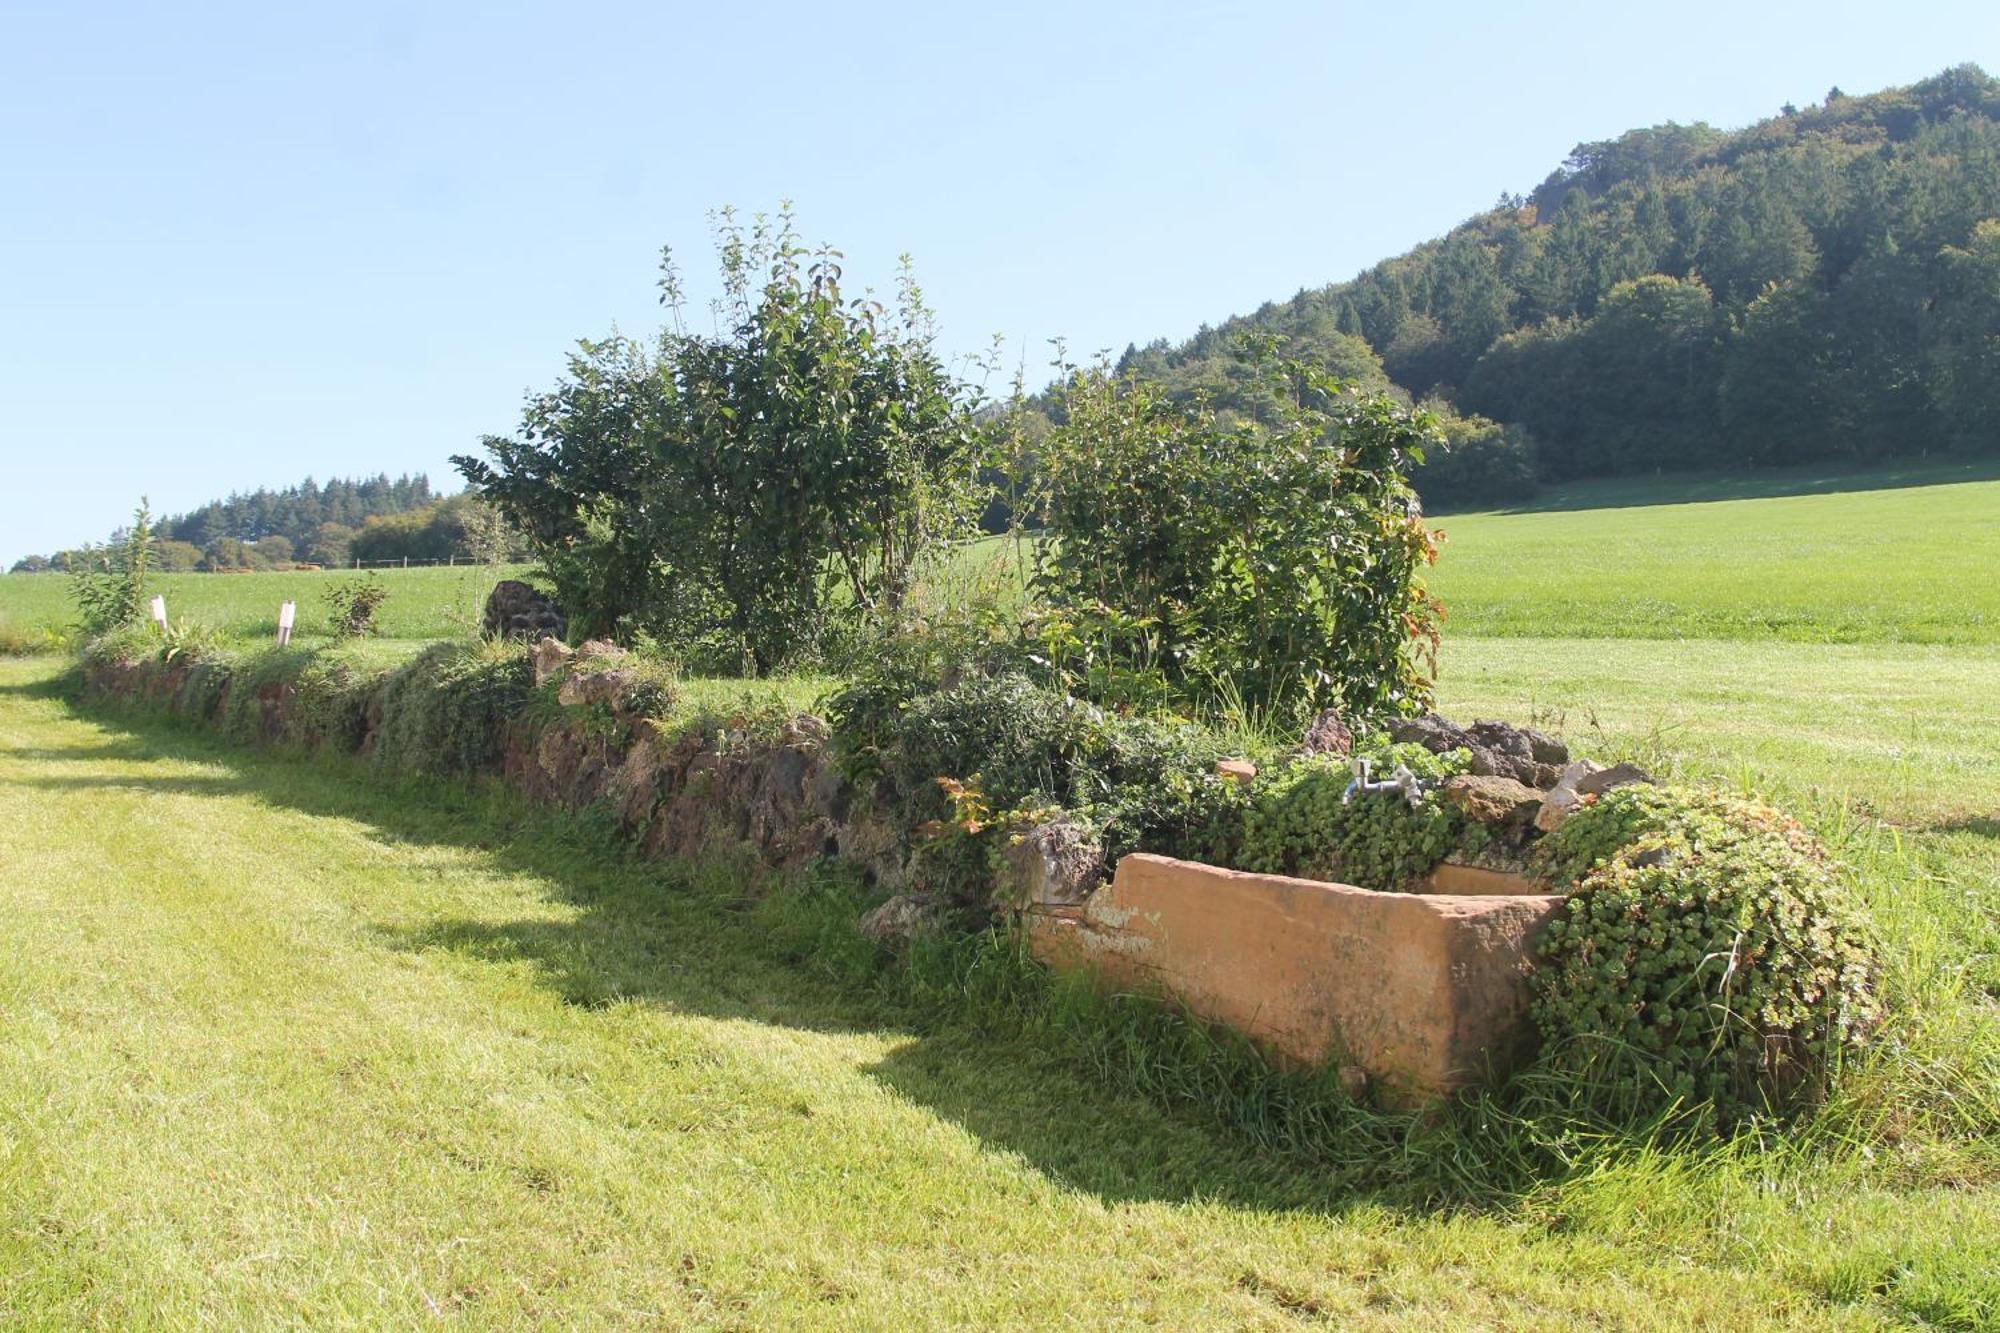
[1032,351,1443,719]
[70,499,155,639]
[458,205,986,668]
[459,497,515,566]
[324,575,388,638]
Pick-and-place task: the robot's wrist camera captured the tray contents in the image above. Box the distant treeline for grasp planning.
[1117,64,2000,507]
[10,474,528,573]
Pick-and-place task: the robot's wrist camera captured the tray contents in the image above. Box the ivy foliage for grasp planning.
[1237,742,1479,890]
[1532,785,1880,1120]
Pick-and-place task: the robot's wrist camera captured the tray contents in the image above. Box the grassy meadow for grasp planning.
[0,463,1996,1325]
[0,562,522,649]
[1423,463,2000,643]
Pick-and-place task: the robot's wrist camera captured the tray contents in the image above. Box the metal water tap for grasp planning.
[1340,757,1426,808]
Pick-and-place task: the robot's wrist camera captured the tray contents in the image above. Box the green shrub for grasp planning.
[323,575,388,638]
[457,207,985,664]
[69,499,155,639]
[1531,785,1880,1120]
[826,666,1251,895]
[375,641,533,776]
[1238,742,1478,889]
[1032,351,1444,718]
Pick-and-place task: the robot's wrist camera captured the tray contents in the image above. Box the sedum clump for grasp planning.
[1532,784,1880,1119]
[1237,742,1480,890]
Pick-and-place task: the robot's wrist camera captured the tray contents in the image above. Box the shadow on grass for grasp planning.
[0,668,75,702]
[18,700,1423,1217]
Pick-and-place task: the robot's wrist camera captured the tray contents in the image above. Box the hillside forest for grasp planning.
[16,64,2000,567]
[1117,65,2000,507]
[9,474,527,573]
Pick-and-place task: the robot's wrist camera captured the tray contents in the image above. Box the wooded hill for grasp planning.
[1117,65,2000,507]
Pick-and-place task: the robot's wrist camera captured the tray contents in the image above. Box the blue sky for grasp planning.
[2,0,1993,562]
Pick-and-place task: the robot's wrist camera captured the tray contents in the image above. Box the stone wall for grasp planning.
[81,647,1569,1106]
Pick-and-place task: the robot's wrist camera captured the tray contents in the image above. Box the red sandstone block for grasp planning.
[1025,853,1565,1107]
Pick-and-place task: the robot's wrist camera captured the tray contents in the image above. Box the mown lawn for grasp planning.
[0,563,528,648]
[1423,471,2000,644]
[3,464,1997,1324]
[1,652,1996,1328]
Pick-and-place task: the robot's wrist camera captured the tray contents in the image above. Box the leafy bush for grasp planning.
[1031,350,1443,719]
[457,206,986,665]
[825,665,1250,895]
[1238,742,1479,889]
[1414,406,1542,510]
[374,641,533,776]
[69,499,155,639]
[324,575,389,638]
[1531,785,1880,1119]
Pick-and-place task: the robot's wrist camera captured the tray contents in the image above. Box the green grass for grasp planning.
[1,655,1995,1327]
[0,563,530,648]
[1423,472,2000,643]
[1436,637,2000,826]
[2,465,1997,1323]
[5,462,1996,652]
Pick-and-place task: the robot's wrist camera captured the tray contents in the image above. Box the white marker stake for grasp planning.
[277,601,296,646]
[149,595,168,632]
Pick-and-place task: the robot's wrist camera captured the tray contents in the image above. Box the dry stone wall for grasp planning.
[80,643,1613,1106]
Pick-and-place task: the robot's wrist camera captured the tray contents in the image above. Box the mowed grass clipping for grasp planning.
[1,655,1996,1328]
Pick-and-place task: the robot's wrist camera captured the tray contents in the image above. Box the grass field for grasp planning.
[1423,468,2000,643]
[5,462,1996,651]
[0,563,523,649]
[1,465,1996,1324]
[2,657,1995,1327]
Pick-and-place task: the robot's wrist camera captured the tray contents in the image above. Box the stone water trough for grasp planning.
[1010,714,1655,1106]
[1023,854,1566,1109]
